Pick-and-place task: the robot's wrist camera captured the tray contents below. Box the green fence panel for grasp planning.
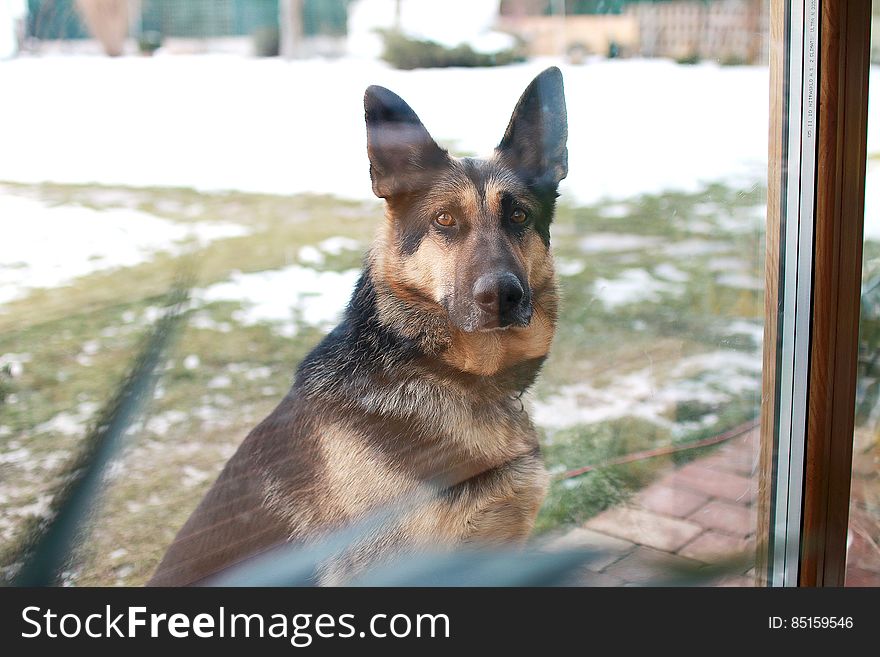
[27,0,89,39]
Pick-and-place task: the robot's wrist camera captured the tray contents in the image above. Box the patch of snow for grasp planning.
[35,401,100,437]
[0,447,30,466]
[726,319,764,347]
[208,375,232,389]
[0,193,250,305]
[692,202,719,217]
[532,349,760,430]
[298,236,362,266]
[113,564,135,580]
[189,312,233,333]
[185,221,250,244]
[143,306,163,324]
[654,263,690,283]
[197,265,361,336]
[298,245,324,266]
[237,365,272,380]
[555,257,586,277]
[592,269,680,309]
[597,203,631,219]
[579,233,661,254]
[0,55,778,206]
[182,465,210,488]
[145,409,188,435]
[8,494,53,521]
[716,272,763,290]
[318,236,362,255]
[707,257,751,272]
[183,355,201,370]
[663,239,730,257]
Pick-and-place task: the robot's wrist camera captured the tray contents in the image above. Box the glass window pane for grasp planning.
[0,0,776,587]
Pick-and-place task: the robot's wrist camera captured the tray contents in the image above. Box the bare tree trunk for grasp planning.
[75,0,129,57]
[279,0,304,59]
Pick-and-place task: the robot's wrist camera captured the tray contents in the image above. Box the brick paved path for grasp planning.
[550,428,880,586]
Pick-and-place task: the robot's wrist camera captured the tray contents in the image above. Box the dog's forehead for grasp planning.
[424,157,526,208]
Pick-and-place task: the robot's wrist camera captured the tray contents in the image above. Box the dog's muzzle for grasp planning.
[471,272,532,330]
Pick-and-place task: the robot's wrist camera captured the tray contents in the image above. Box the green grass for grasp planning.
[0,180,766,584]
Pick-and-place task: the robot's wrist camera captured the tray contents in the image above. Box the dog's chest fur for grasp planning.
[262,350,547,535]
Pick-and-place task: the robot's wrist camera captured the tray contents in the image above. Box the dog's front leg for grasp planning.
[448,449,549,545]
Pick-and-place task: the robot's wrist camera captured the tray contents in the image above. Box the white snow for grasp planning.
[592,268,680,309]
[707,257,751,272]
[298,236,362,266]
[0,57,879,229]
[0,192,250,305]
[716,272,762,290]
[197,265,361,336]
[227,363,273,380]
[208,375,232,389]
[34,401,100,437]
[579,233,661,253]
[145,409,188,435]
[654,263,690,283]
[182,465,210,488]
[189,312,233,333]
[727,319,764,346]
[597,203,631,219]
[532,350,761,430]
[0,55,773,208]
[663,239,730,257]
[554,256,585,277]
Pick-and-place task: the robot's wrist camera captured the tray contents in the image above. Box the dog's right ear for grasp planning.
[364,85,448,199]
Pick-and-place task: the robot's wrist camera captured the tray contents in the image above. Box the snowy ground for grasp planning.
[1,54,876,221]
[0,192,249,306]
[0,55,771,203]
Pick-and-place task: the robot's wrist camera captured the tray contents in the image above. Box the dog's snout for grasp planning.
[473,273,525,314]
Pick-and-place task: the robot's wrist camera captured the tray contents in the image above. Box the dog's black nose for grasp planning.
[473,273,525,315]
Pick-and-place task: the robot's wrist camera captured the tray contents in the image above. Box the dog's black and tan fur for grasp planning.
[148,67,568,586]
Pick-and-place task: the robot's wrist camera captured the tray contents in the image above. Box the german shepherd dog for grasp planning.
[148,67,568,586]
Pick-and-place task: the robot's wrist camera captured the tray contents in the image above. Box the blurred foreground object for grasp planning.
[75,0,127,56]
[11,284,189,586]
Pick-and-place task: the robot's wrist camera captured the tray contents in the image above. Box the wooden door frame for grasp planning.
[757,0,872,587]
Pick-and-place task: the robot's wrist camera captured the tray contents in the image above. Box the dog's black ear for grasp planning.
[496,67,568,188]
[364,85,448,198]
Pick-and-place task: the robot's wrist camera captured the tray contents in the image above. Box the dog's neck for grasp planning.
[295,261,556,410]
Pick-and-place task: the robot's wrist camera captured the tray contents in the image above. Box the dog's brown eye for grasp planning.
[511,208,528,224]
[435,211,456,227]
